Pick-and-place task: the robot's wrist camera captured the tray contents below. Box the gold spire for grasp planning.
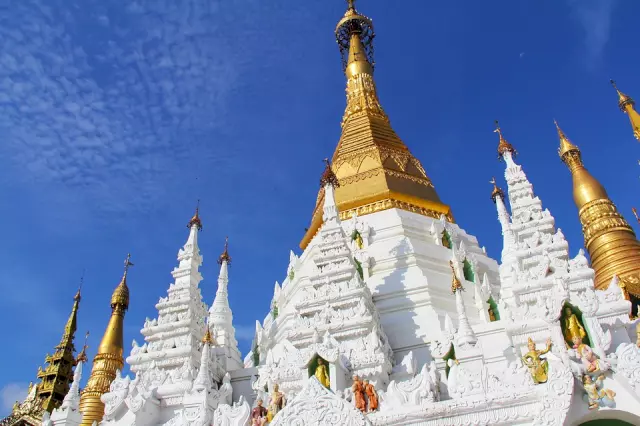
[555,120,580,159]
[218,236,231,265]
[494,120,517,159]
[555,120,608,207]
[300,1,453,249]
[489,177,504,202]
[557,123,640,299]
[79,255,133,425]
[188,199,203,231]
[449,261,464,293]
[23,285,83,415]
[611,80,640,141]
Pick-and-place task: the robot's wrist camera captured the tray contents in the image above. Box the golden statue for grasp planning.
[562,306,586,346]
[267,383,285,422]
[315,358,330,388]
[522,337,552,384]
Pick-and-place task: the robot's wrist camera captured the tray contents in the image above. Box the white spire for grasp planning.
[61,360,83,410]
[126,204,208,382]
[193,330,214,391]
[208,237,243,371]
[320,159,340,226]
[450,261,477,347]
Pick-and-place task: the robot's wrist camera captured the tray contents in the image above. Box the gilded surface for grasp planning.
[300,1,451,249]
[79,256,132,425]
[557,125,640,296]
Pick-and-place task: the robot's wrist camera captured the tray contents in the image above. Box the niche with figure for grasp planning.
[560,303,590,348]
[442,230,452,249]
[308,354,330,388]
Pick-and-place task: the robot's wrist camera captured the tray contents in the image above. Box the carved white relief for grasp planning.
[270,378,372,426]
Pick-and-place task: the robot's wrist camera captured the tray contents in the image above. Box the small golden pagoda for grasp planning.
[556,121,640,313]
[0,288,82,425]
[78,255,133,425]
[300,0,453,249]
[611,80,640,141]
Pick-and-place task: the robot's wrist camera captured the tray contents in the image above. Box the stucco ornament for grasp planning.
[270,377,372,426]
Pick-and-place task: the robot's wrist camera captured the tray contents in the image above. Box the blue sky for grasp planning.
[1,0,639,415]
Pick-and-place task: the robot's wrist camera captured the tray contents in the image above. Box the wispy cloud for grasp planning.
[0,0,241,220]
[566,0,618,67]
[0,383,28,414]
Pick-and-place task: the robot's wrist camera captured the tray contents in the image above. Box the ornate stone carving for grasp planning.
[270,377,372,426]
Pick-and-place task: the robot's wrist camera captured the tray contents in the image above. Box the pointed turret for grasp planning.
[611,80,640,141]
[4,285,83,423]
[38,285,82,413]
[300,0,452,249]
[489,177,516,261]
[556,121,640,301]
[209,237,243,371]
[79,255,132,425]
[126,204,209,387]
[193,323,214,392]
[449,261,477,347]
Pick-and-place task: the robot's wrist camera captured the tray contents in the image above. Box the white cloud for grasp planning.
[566,0,618,67]
[0,383,28,414]
[0,0,242,219]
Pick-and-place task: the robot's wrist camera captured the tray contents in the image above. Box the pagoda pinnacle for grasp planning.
[611,80,640,141]
[30,285,83,414]
[555,120,581,160]
[300,0,452,249]
[489,177,504,203]
[188,200,203,231]
[218,236,231,265]
[494,120,517,161]
[555,120,608,207]
[79,254,133,425]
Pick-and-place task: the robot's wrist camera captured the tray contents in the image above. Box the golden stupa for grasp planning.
[556,121,640,308]
[300,0,452,249]
[78,255,133,425]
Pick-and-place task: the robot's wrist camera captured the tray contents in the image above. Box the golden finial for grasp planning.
[74,269,85,301]
[611,79,635,110]
[187,199,203,231]
[346,0,356,11]
[494,120,516,160]
[449,260,464,293]
[320,158,340,188]
[489,177,504,203]
[632,207,640,225]
[218,236,231,265]
[555,119,580,159]
[111,254,132,310]
[76,331,89,363]
[202,326,213,345]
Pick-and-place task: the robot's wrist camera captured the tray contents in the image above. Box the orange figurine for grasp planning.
[364,379,378,412]
[351,375,366,412]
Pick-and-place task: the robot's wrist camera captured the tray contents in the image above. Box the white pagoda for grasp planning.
[45,1,640,426]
